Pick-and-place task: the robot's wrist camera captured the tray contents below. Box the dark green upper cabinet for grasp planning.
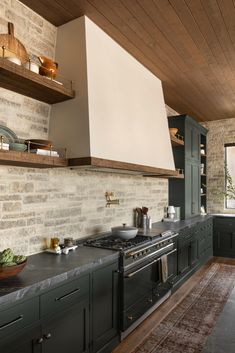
[185,121,201,163]
[168,114,207,219]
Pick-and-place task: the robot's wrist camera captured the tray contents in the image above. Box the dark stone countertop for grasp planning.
[0,245,118,307]
[202,286,235,353]
[0,214,217,308]
[149,214,213,233]
[212,213,235,218]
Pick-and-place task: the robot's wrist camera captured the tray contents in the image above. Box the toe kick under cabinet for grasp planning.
[0,259,119,353]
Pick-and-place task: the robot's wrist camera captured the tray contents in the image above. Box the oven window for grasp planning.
[123,260,161,310]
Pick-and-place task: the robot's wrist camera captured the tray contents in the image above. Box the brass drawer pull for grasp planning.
[55,288,80,301]
[0,314,23,330]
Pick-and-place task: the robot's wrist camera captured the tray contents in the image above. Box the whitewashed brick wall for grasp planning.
[0,0,169,255]
[202,118,235,214]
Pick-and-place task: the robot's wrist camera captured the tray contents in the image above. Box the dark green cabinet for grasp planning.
[168,114,207,219]
[91,261,119,353]
[185,162,200,219]
[214,217,235,258]
[167,249,178,283]
[41,299,89,353]
[2,327,41,353]
[190,236,199,267]
[0,259,120,353]
[178,229,191,276]
[176,218,213,288]
[185,122,200,163]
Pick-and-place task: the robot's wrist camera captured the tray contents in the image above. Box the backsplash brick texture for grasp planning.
[202,119,235,214]
[0,0,168,255]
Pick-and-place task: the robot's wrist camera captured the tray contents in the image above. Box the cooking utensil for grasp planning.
[38,56,58,79]
[0,22,28,63]
[142,207,148,215]
[135,207,142,227]
[111,224,138,240]
[0,259,27,279]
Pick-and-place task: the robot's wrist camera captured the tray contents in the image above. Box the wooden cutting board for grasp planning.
[0,22,28,63]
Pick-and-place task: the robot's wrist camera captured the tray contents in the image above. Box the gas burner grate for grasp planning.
[84,235,150,251]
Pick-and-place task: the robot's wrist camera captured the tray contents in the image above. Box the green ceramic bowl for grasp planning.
[9,142,27,152]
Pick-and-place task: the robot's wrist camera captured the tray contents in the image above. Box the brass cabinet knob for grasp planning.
[127,315,134,321]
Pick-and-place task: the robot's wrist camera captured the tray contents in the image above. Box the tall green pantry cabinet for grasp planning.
[168,115,207,219]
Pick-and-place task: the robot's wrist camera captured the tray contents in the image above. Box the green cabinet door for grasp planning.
[185,122,200,163]
[91,261,119,353]
[2,327,41,353]
[185,163,200,218]
[168,114,207,220]
[214,217,235,257]
[41,299,89,353]
[190,236,199,268]
[178,240,191,275]
[167,249,178,283]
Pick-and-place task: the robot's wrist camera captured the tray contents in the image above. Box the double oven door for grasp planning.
[121,247,177,332]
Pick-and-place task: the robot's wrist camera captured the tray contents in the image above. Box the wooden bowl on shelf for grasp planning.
[169,128,178,137]
[25,139,52,150]
[0,260,27,280]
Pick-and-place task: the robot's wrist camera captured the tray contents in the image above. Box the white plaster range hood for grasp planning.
[50,16,176,177]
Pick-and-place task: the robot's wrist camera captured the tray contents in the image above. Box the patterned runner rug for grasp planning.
[132,263,235,353]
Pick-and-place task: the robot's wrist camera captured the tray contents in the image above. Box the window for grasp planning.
[225,144,235,209]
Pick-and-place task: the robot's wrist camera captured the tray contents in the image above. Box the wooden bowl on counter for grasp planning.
[0,260,27,280]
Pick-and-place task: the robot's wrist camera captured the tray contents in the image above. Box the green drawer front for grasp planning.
[0,297,39,339]
[40,274,89,317]
[178,228,192,242]
[123,292,153,330]
[214,217,235,229]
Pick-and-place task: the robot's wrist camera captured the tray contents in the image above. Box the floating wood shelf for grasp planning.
[68,156,178,177]
[143,172,184,179]
[0,58,75,104]
[201,154,207,157]
[201,174,207,176]
[170,135,184,146]
[0,150,68,168]
[201,194,206,196]
[162,173,184,179]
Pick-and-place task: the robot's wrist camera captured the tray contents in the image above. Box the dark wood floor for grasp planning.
[113,257,235,353]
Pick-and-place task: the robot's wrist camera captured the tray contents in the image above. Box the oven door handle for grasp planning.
[125,259,158,278]
[164,248,177,257]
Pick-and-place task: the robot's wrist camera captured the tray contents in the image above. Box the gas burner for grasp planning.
[84,235,151,251]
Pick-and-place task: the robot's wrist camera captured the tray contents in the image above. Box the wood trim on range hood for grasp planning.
[68,157,178,177]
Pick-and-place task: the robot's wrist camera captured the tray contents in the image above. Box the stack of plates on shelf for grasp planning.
[0,125,18,150]
[30,149,59,157]
[0,143,9,150]
[0,125,17,143]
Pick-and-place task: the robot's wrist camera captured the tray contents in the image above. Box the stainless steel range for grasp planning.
[84,228,178,339]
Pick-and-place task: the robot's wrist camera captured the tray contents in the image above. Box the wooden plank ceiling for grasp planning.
[20,0,235,122]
